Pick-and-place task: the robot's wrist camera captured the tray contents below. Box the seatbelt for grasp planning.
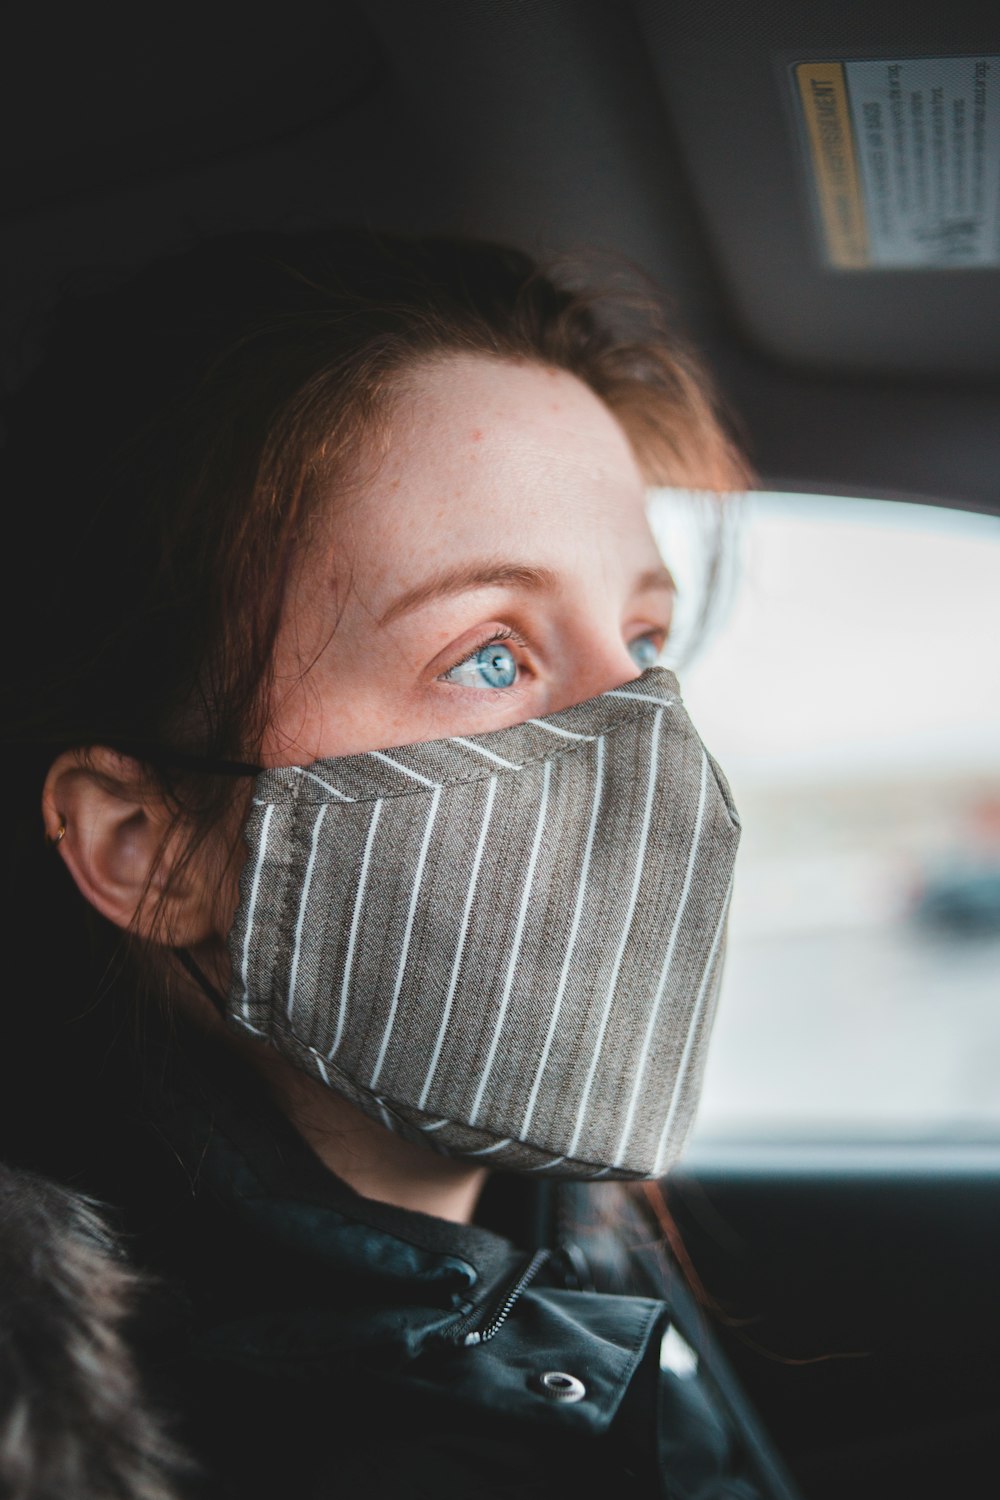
[630,1190,803,1500]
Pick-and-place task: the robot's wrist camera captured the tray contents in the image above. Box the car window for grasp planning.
[651,490,1000,1147]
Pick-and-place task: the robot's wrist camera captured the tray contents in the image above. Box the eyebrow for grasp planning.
[378,562,557,625]
[377,559,675,626]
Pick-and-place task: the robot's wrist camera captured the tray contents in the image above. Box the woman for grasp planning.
[1,231,795,1497]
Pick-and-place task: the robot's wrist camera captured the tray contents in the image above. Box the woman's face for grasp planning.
[264,354,674,765]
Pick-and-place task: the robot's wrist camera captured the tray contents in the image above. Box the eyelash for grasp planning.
[441,625,526,684]
[441,622,667,688]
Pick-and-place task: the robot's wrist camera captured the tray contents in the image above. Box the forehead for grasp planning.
[329,354,650,574]
[388,354,642,489]
[390,352,636,459]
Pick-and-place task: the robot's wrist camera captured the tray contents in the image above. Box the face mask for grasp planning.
[225,668,739,1180]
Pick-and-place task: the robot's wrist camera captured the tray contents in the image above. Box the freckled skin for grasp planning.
[263,354,670,765]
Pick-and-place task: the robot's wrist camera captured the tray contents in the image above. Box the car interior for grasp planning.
[3,4,998,1496]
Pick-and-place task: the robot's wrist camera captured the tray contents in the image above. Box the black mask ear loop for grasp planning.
[106,744,264,779]
[174,947,230,1016]
[121,748,267,1020]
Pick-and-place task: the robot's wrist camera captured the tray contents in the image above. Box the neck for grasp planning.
[236,1029,488,1224]
[172,955,488,1225]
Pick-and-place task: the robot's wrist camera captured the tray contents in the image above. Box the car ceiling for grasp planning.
[2,0,998,513]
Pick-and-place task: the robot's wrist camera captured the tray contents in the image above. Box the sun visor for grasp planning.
[634,1,1000,380]
[795,57,1000,273]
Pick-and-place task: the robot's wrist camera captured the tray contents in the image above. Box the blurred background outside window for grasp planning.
[651,490,1000,1147]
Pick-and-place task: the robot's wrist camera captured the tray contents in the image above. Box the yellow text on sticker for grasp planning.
[796,62,869,269]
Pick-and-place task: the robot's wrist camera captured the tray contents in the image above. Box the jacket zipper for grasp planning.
[452,1248,550,1347]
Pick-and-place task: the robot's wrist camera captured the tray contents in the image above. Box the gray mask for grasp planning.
[226,667,739,1180]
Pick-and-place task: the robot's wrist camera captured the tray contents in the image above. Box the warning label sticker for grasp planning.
[795,57,1000,269]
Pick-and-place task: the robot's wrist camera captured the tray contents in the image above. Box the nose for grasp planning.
[547,632,644,717]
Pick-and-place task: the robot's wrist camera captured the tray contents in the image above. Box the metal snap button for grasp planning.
[534,1370,587,1403]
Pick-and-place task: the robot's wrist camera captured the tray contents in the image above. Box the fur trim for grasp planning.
[0,1163,187,1500]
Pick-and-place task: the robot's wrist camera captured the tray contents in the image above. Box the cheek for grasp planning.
[266,595,456,762]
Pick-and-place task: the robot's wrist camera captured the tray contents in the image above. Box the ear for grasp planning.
[42,748,220,946]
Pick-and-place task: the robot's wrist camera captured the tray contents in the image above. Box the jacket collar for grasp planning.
[133,1031,663,1440]
[144,1036,531,1349]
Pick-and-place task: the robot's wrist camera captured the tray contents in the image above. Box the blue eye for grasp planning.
[443,640,519,690]
[628,634,660,670]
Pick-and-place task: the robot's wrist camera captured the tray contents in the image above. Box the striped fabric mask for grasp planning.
[226,667,739,1180]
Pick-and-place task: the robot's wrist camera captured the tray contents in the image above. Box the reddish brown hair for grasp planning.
[3,229,745,778]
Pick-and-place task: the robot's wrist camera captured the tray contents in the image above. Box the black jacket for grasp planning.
[114,1045,801,1500]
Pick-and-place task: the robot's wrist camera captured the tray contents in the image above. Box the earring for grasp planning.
[46,820,66,849]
